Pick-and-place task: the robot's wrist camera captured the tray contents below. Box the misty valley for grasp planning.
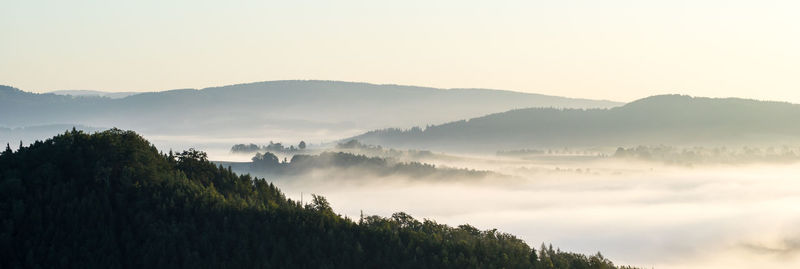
[3,82,800,268]
[213,137,800,269]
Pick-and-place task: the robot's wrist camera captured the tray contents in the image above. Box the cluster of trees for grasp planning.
[337,139,377,149]
[231,143,261,153]
[0,129,635,268]
[336,139,436,160]
[231,141,307,153]
[230,140,448,178]
[614,145,800,165]
[248,151,492,179]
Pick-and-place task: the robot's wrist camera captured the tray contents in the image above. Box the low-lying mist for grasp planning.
[262,155,800,269]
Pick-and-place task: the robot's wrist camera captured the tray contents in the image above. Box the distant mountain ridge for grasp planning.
[0,81,620,142]
[351,94,800,152]
[48,89,141,99]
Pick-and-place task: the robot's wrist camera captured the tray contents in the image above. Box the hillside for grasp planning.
[352,95,800,152]
[0,81,620,141]
[0,129,632,268]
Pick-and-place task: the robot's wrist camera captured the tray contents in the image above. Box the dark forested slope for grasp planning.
[0,129,631,268]
[353,95,800,151]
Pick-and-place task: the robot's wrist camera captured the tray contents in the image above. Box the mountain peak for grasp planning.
[622,94,693,107]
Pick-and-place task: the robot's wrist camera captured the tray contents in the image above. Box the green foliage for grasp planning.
[0,129,633,268]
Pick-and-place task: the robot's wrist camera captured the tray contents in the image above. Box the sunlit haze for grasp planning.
[4,2,800,269]
[3,0,800,102]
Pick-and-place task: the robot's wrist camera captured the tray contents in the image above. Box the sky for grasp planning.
[2,0,799,103]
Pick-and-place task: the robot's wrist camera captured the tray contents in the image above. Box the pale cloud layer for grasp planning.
[2,0,800,102]
[275,157,800,269]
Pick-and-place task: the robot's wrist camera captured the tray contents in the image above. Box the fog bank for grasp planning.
[273,162,800,269]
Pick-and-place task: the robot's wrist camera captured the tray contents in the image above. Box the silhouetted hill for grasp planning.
[352,95,800,152]
[0,129,632,268]
[0,81,620,141]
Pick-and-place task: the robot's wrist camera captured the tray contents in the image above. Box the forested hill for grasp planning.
[352,95,800,152]
[0,129,633,268]
[0,81,619,138]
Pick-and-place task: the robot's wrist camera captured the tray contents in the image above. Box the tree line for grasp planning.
[614,145,800,165]
[232,141,307,153]
[249,151,494,179]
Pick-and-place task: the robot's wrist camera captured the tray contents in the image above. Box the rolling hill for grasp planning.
[351,95,800,152]
[0,81,620,143]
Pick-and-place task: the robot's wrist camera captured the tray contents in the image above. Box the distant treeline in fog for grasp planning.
[497,148,607,157]
[231,141,308,153]
[231,139,448,161]
[0,129,635,268]
[243,151,494,179]
[335,139,442,160]
[614,145,800,165]
[353,95,800,152]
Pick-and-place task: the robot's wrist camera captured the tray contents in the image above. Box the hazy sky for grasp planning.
[2,0,799,102]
